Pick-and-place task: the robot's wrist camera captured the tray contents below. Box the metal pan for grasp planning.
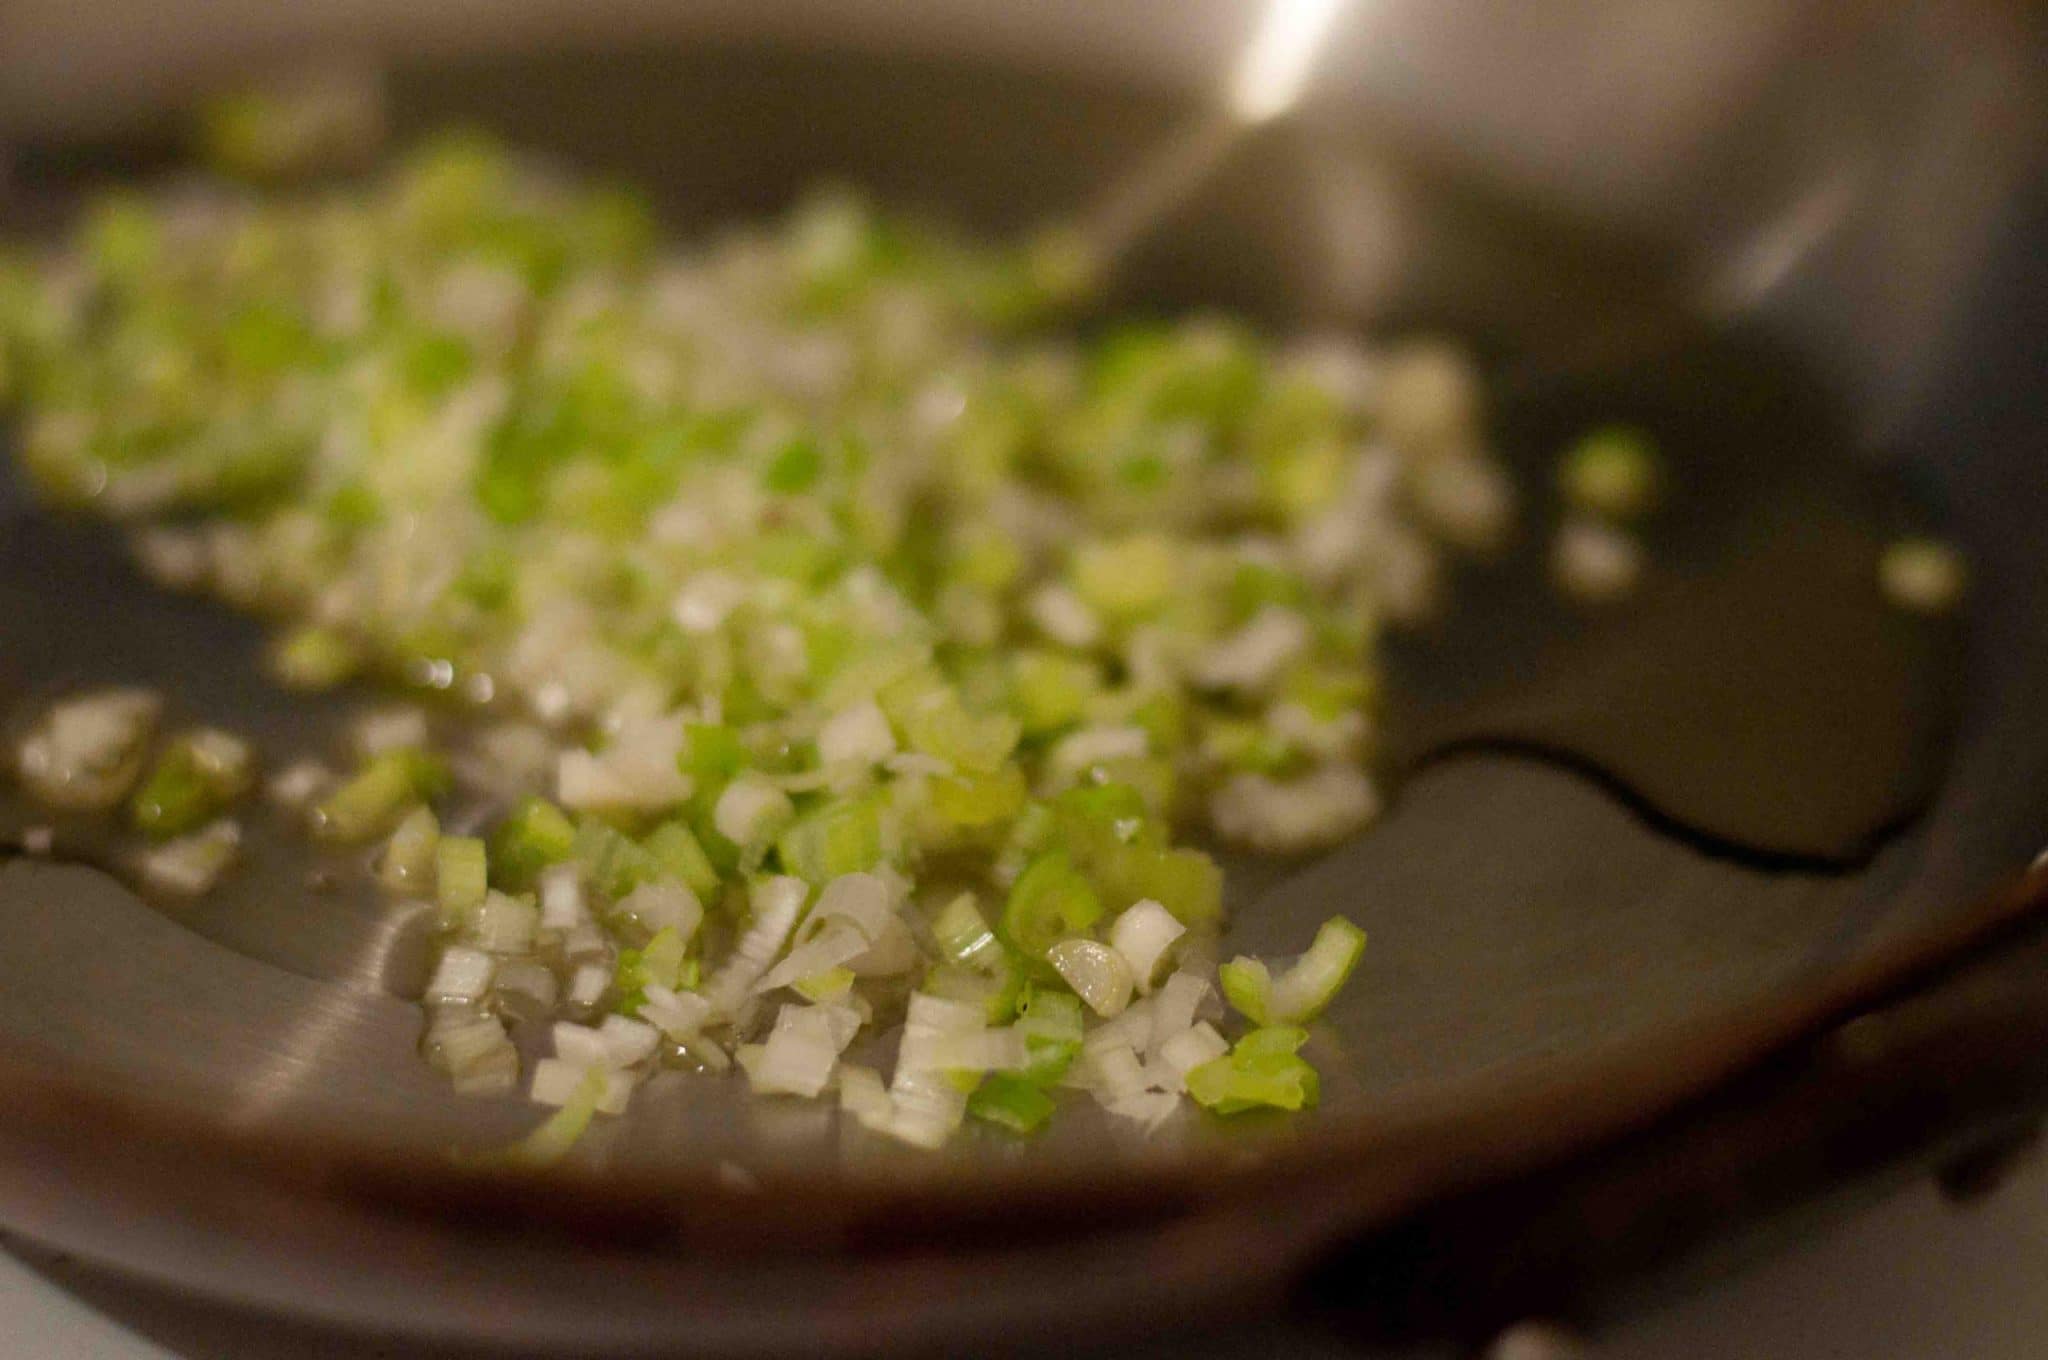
[0,3,2043,1352]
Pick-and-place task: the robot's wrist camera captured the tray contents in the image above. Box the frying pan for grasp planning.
[0,2,2044,1353]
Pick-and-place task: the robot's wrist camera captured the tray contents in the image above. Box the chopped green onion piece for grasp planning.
[932,892,1005,972]
[1099,844,1223,926]
[507,1067,605,1168]
[1001,849,1104,961]
[1047,938,1133,1017]
[378,804,441,891]
[764,434,823,493]
[678,722,748,783]
[1219,915,1366,1025]
[639,927,690,990]
[1010,650,1100,734]
[1234,1024,1309,1058]
[644,819,722,899]
[130,730,252,839]
[1218,957,1273,1025]
[1185,1050,1320,1115]
[924,962,1023,1023]
[898,689,1020,773]
[1071,533,1176,618]
[1559,425,1660,520]
[269,625,362,691]
[776,795,885,884]
[488,796,577,890]
[1014,987,1085,1083]
[1270,916,1366,1023]
[436,835,489,919]
[1051,782,1158,866]
[713,776,795,848]
[617,926,690,1007]
[311,747,447,843]
[968,1073,1057,1134]
[1185,1026,1320,1115]
[927,766,1027,829]
[572,817,661,900]
[1879,536,1968,615]
[794,966,856,1002]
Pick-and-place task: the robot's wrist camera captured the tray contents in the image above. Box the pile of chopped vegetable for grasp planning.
[0,134,1512,1152]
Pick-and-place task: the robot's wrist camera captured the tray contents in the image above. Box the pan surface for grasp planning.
[0,13,2042,1353]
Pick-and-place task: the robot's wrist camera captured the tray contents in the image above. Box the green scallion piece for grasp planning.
[1014,987,1085,1083]
[269,625,362,691]
[507,1068,605,1168]
[775,795,885,884]
[130,729,253,839]
[1185,1026,1320,1115]
[1001,849,1104,962]
[311,747,447,843]
[489,796,577,890]
[968,1073,1057,1134]
[436,835,489,919]
[644,819,722,900]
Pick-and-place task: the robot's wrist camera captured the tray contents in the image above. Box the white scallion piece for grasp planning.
[1551,516,1643,604]
[597,1014,662,1068]
[1109,899,1185,994]
[1050,939,1135,1018]
[1879,537,1968,615]
[1045,725,1149,788]
[612,880,703,944]
[552,1021,613,1069]
[713,776,795,847]
[1209,765,1378,853]
[1027,583,1102,648]
[1192,607,1309,693]
[816,701,896,766]
[266,758,332,809]
[926,1026,1029,1074]
[351,705,428,758]
[1410,454,1514,553]
[530,1057,635,1115]
[670,570,747,634]
[428,1012,519,1097]
[753,924,868,996]
[425,946,496,1006]
[1104,1089,1182,1131]
[567,961,612,1012]
[640,984,713,1041]
[1157,1022,1229,1086]
[17,688,161,811]
[837,1063,895,1131]
[1087,998,1157,1057]
[702,875,808,1017]
[469,890,538,955]
[538,863,587,930]
[741,1003,861,1098]
[880,992,985,1148]
[1148,971,1215,1055]
[135,818,241,896]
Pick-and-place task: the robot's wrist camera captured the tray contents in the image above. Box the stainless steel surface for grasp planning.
[3,0,2037,424]
[0,2,2042,1351]
[9,1157,2048,1356]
